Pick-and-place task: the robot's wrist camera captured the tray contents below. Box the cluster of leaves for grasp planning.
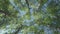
[0,0,60,34]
